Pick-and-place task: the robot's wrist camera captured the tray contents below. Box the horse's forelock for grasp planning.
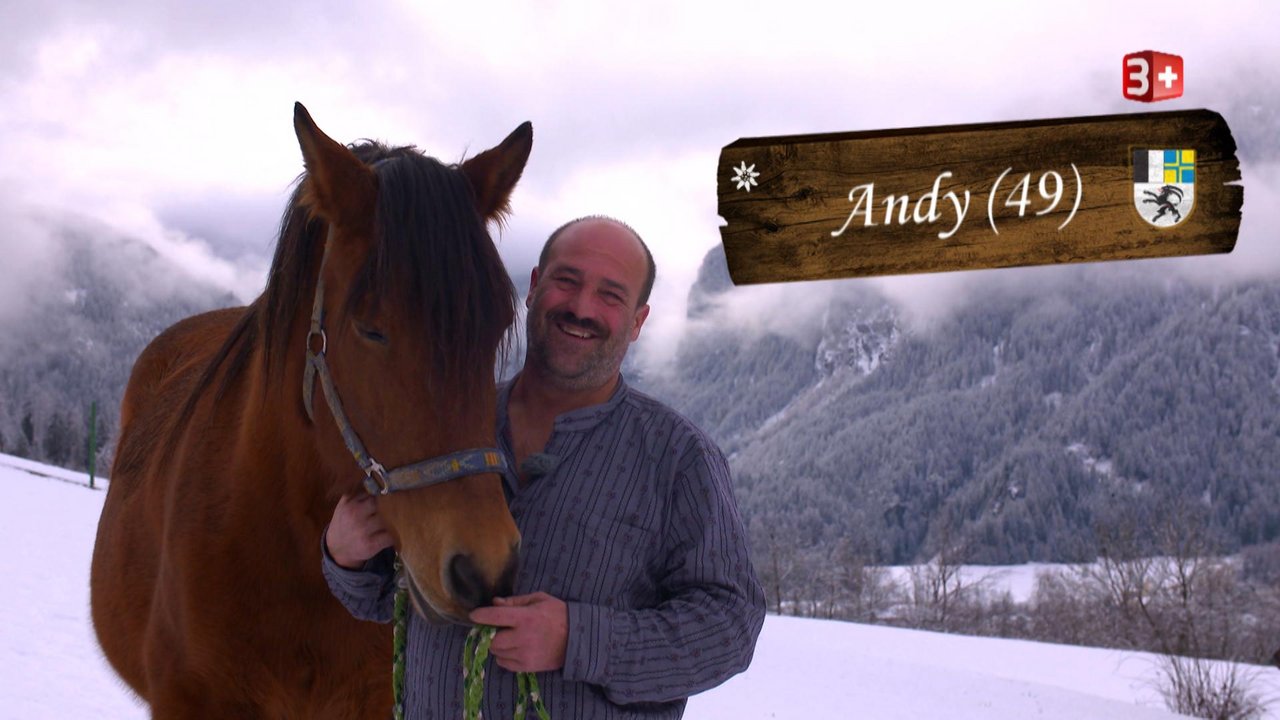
[344,150,517,390]
[184,140,516,418]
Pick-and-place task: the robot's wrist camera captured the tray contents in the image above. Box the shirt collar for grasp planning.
[497,372,630,436]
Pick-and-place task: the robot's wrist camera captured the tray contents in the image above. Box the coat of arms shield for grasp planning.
[1133,149,1195,227]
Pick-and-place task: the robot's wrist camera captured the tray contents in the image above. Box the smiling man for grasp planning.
[522,216,653,399]
[323,215,766,718]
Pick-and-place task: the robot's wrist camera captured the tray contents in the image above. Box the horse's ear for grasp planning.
[293,102,376,230]
[461,121,533,226]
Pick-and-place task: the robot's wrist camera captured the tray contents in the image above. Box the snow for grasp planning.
[2,452,1275,719]
[0,454,143,719]
[1066,441,1118,478]
[690,618,1198,720]
[883,562,1062,603]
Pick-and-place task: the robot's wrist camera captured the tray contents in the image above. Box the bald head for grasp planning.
[538,215,656,307]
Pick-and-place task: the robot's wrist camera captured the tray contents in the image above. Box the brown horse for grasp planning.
[91,103,530,718]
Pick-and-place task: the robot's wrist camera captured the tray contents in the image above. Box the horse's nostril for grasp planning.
[496,550,518,598]
[448,550,522,610]
[448,553,488,609]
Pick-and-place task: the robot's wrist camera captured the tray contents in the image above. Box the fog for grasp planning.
[1,0,1276,368]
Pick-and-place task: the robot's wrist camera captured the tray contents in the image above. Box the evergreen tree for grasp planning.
[21,411,34,450]
[43,413,75,467]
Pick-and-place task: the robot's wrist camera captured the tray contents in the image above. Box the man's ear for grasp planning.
[525,267,540,309]
[630,304,650,342]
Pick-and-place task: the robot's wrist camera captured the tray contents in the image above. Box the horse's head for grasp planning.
[293,103,528,622]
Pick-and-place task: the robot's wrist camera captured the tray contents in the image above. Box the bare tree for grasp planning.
[906,523,972,632]
[1154,655,1267,720]
[1087,496,1268,718]
[751,512,801,614]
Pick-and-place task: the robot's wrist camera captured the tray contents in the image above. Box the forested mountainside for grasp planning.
[641,246,1280,563]
[0,216,235,471]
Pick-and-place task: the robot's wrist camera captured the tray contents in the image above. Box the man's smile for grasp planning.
[552,314,605,342]
[557,322,596,339]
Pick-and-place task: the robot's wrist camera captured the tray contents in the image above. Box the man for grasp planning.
[323,216,765,718]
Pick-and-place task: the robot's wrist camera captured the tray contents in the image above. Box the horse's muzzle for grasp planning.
[447,550,519,610]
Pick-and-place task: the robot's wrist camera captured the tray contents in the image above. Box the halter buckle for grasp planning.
[363,459,391,495]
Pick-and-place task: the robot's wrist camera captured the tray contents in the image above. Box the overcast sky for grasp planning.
[2,0,1277,365]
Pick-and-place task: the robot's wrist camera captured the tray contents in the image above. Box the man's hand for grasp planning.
[469,592,568,673]
[325,492,394,570]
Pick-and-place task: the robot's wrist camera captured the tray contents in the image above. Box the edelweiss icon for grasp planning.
[731,161,760,192]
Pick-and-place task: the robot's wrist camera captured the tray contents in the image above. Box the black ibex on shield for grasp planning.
[1142,184,1185,224]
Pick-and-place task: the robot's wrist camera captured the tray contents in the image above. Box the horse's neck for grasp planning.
[231,346,340,562]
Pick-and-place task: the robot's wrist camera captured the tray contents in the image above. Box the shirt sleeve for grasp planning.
[560,436,767,704]
[320,526,398,623]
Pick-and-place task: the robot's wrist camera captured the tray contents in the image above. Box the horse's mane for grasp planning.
[188,141,518,423]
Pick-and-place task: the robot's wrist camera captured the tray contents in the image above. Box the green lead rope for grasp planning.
[392,557,550,720]
[393,558,409,720]
[463,625,550,720]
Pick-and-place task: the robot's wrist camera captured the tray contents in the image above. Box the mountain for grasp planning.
[0,213,237,471]
[642,248,1280,565]
[5,209,1278,567]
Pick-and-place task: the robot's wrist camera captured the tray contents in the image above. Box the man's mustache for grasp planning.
[548,311,607,338]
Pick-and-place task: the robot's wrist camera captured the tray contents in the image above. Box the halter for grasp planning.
[302,227,508,496]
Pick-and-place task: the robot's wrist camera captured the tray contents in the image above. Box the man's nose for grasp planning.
[563,287,599,321]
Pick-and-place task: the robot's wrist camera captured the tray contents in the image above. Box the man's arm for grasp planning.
[561,437,766,704]
[321,493,398,623]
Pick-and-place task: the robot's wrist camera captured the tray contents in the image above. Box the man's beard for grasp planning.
[526,309,627,392]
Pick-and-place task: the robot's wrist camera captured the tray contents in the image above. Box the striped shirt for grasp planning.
[323,374,766,719]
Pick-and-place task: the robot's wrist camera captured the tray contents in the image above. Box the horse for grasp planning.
[90,103,531,719]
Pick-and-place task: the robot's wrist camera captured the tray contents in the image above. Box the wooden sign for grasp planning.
[717,110,1242,284]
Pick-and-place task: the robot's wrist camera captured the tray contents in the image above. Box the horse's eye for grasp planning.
[357,324,389,345]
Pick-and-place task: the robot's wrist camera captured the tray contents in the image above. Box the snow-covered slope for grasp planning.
[0,454,142,719]
[3,452,1273,719]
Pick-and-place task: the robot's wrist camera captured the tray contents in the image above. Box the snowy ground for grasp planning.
[883,563,1056,604]
[3,452,1276,719]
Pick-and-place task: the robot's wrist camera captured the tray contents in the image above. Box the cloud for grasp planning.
[1171,159,1280,281]
[0,190,67,330]
[81,201,267,303]
[155,189,290,269]
[2,0,1278,371]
